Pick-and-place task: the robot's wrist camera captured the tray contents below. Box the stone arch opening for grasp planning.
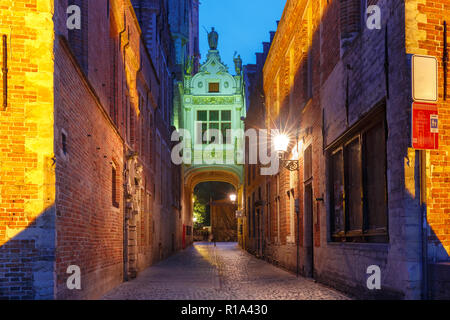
[184,168,240,243]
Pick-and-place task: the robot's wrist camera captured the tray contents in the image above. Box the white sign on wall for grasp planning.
[412,55,438,102]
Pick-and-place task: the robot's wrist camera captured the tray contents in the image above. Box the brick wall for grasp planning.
[54,36,125,299]
[406,0,450,261]
[405,0,450,299]
[0,0,186,300]
[0,0,56,299]
[260,0,439,299]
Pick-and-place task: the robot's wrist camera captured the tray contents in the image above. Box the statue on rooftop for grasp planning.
[233,52,242,75]
[185,56,194,75]
[207,27,219,50]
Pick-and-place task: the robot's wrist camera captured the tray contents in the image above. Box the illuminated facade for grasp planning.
[174,31,246,226]
[0,0,192,299]
[243,0,450,299]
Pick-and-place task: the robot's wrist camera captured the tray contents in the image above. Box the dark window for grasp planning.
[304,145,312,181]
[221,123,231,144]
[112,166,119,208]
[329,109,387,242]
[363,121,387,235]
[208,82,220,93]
[62,133,67,155]
[221,110,231,121]
[331,150,344,235]
[210,110,219,121]
[345,138,363,232]
[197,110,207,121]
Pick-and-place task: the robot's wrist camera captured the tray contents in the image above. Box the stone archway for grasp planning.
[185,167,240,192]
[182,166,241,247]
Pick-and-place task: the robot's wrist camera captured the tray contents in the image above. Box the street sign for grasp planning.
[412,102,439,150]
[411,55,438,102]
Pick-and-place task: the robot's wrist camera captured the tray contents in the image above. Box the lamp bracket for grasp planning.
[281,159,299,171]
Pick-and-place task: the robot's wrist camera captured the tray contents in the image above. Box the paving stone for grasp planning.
[102,242,350,300]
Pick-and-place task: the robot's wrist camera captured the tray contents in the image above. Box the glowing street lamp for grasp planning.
[273,134,290,158]
[229,193,237,203]
[273,132,299,171]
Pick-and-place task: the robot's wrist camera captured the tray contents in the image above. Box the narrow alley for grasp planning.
[102,243,349,300]
[1,0,450,302]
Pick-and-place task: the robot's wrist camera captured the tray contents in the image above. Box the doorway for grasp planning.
[304,182,314,278]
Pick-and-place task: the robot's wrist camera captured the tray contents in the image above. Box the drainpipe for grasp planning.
[2,35,7,110]
[420,150,429,299]
[118,9,129,282]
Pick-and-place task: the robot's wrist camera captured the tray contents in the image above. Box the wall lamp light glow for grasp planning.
[273,133,299,171]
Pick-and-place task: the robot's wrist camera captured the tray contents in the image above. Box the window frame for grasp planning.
[328,106,388,243]
[208,82,220,93]
[195,109,232,145]
[112,163,120,209]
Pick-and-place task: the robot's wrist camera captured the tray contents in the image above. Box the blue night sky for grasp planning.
[199,0,287,73]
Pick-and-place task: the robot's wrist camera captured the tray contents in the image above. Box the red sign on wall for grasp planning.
[412,102,439,150]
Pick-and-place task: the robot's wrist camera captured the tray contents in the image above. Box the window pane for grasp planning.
[209,82,220,92]
[197,111,207,121]
[331,150,344,234]
[209,123,219,143]
[345,138,363,232]
[201,123,208,144]
[209,110,219,121]
[209,122,219,130]
[364,122,387,231]
[221,123,231,143]
[221,110,231,121]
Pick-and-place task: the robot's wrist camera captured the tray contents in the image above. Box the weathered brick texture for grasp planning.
[0,0,190,299]
[245,0,450,299]
[0,0,56,300]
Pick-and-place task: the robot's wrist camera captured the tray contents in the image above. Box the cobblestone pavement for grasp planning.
[102,242,350,300]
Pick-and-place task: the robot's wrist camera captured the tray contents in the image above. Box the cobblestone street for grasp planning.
[102,243,350,300]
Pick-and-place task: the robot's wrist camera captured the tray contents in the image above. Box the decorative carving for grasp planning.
[192,96,234,105]
[123,151,143,279]
[125,151,143,218]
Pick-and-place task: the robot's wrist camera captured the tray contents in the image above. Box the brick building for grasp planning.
[0,0,196,299]
[243,35,273,255]
[243,0,450,299]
